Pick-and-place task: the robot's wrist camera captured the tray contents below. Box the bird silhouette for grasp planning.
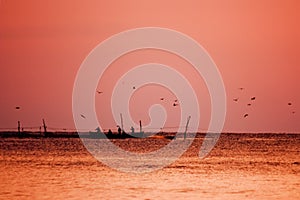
[292,111,296,114]
[174,99,178,102]
[247,103,251,106]
[251,97,256,100]
[97,91,103,94]
[160,98,164,101]
[243,113,249,118]
[173,103,179,107]
[80,114,86,119]
[288,102,292,106]
[238,87,244,90]
[133,86,136,90]
[15,106,20,110]
[233,98,239,102]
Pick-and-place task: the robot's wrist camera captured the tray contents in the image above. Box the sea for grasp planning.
[0,133,299,200]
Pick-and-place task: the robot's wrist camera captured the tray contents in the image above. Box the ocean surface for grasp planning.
[0,133,299,200]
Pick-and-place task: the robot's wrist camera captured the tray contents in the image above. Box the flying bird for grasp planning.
[160,98,164,101]
[243,113,249,118]
[288,102,292,106]
[233,98,239,102]
[247,103,251,106]
[251,97,256,100]
[133,86,136,90]
[96,91,103,94]
[80,114,86,119]
[15,106,20,110]
[173,103,179,107]
[174,99,178,102]
[238,87,244,90]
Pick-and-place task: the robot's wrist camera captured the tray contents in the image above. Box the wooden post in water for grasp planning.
[120,113,124,134]
[17,121,21,134]
[184,116,191,140]
[42,119,47,134]
[139,120,143,137]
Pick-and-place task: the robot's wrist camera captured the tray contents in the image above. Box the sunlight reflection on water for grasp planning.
[0,134,299,199]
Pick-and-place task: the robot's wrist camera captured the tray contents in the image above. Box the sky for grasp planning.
[0,0,299,132]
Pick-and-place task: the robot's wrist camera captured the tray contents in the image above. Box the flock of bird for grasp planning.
[233,87,257,118]
[15,86,295,121]
[93,87,296,119]
[233,87,295,118]
[159,98,179,107]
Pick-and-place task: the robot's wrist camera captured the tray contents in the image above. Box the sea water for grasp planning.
[0,133,299,199]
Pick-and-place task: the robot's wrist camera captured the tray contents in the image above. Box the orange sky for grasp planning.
[0,0,299,132]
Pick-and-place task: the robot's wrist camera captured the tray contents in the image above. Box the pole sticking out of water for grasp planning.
[139,120,142,133]
[120,113,124,134]
[17,121,21,134]
[139,120,144,137]
[42,119,47,133]
[184,116,191,140]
